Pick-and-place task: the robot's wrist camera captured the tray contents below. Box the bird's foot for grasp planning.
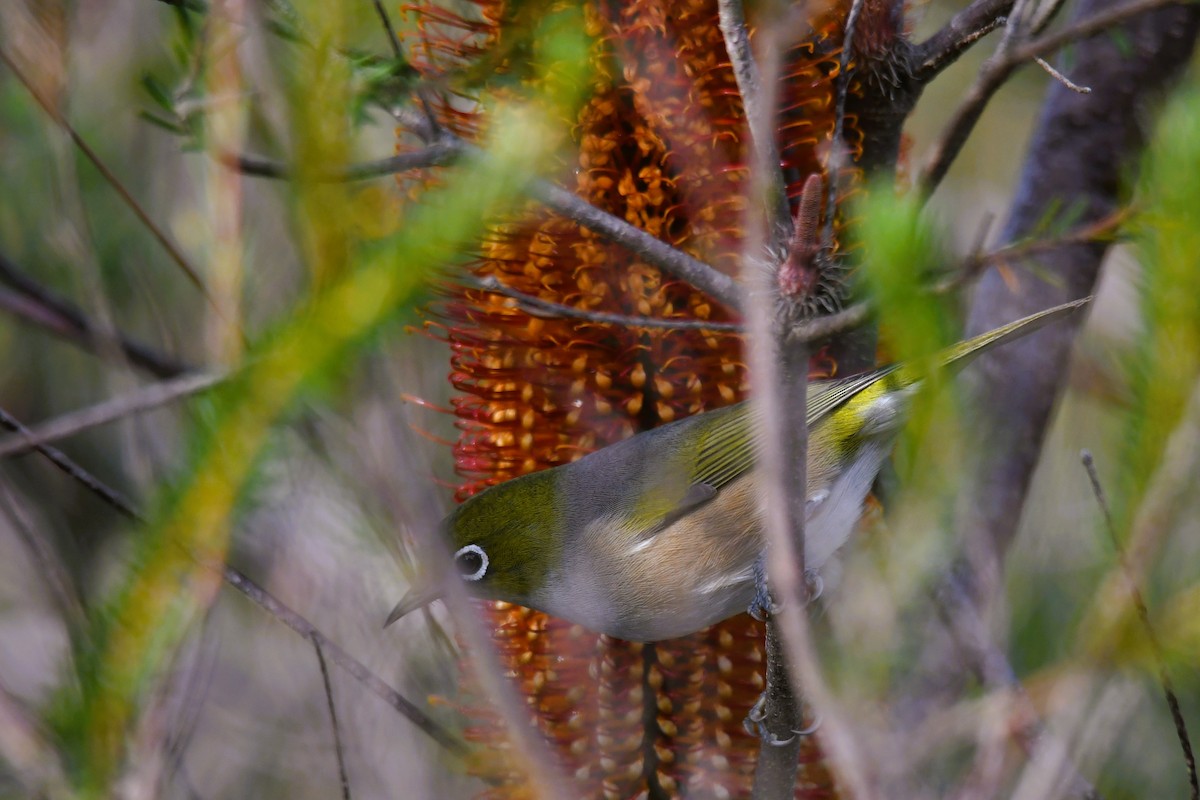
[748,563,825,621]
[743,691,822,744]
[748,556,782,622]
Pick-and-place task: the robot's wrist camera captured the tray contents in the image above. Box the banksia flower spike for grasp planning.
[398,0,896,795]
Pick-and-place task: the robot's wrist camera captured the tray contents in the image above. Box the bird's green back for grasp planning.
[679,297,1088,497]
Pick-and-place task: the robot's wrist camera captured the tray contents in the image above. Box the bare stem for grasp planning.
[718,0,791,241]
[393,107,742,311]
[1081,451,1198,799]
[750,620,804,800]
[0,371,226,458]
[919,0,1185,197]
[0,49,238,336]
[0,403,469,758]
[462,275,743,332]
[914,0,1016,80]
[225,143,459,181]
[312,638,353,800]
[0,251,192,378]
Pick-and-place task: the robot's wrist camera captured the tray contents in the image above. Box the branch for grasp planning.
[462,275,743,331]
[0,407,142,518]
[825,0,866,254]
[0,251,192,378]
[749,620,807,799]
[369,0,403,59]
[224,143,459,181]
[914,0,1016,81]
[312,638,353,800]
[393,108,743,310]
[786,300,871,345]
[0,403,469,758]
[1081,452,1198,799]
[222,565,468,757]
[933,208,1130,296]
[918,0,1189,198]
[233,110,744,311]
[0,371,226,458]
[718,0,792,240]
[0,49,238,335]
[958,0,1200,558]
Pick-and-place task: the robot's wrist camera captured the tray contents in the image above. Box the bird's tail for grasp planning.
[938,296,1091,371]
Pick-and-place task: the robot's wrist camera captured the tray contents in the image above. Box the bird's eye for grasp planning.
[454,544,488,581]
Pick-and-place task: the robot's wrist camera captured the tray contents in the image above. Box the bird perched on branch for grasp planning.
[387,298,1089,642]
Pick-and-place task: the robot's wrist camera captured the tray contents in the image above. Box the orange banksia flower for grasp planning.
[399,0,893,795]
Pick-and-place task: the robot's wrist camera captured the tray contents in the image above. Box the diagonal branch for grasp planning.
[914,0,1016,81]
[919,0,1191,198]
[1082,451,1198,799]
[718,0,792,242]
[0,49,238,335]
[0,370,226,458]
[461,275,744,331]
[0,404,469,758]
[391,108,743,310]
[0,251,192,378]
[225,143,459,181]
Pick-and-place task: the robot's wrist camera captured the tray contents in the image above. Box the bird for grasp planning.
[386,297,1089,642]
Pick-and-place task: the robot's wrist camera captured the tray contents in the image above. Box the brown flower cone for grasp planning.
[399,0,894,795]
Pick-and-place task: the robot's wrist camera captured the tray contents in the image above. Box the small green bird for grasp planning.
[387,298,1088,642]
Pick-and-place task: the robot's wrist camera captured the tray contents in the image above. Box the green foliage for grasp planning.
[1113,86,1200,532]
[855,187,958,486]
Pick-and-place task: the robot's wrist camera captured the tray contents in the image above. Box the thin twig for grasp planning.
[0,50,238,335]
[313,638,353,800]
[462,276,744,332]
[825,0,866,254]
[369,0,403,59]
[0,479,84,629]
[0,371,226,458]
[0,407,142,518]
[223,566,468,757]
[919,0,1182,197]
[717,0,792,241]
[0,403,469,757]
[225,142,459,181]
[934,208,1129,295]
[526,180,742,310]
[742,18,876,797]
[1007,0,1187,64]
[1034,57,1091,92]
[393,107,743,310]
[0,251,192,378]
[786,300,872,344]
[1081,451,1198,800]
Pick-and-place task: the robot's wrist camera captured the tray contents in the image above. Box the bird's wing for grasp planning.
[687,367,899,494]
[804,365,900,425]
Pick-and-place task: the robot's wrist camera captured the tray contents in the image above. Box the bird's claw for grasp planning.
[804,569,824,603]
[747,593,782,622]
[748,556,782,621]
[748,563,824,621]
[743,691,822,743]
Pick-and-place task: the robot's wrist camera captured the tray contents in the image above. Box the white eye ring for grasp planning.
[454,544,488,581]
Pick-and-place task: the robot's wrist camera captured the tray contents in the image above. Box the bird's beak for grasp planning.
[383,581,442,628]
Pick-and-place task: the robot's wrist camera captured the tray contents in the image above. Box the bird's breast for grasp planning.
[544,476,764,642]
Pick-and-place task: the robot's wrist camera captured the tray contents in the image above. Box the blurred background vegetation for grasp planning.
[0,0,1197,798]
